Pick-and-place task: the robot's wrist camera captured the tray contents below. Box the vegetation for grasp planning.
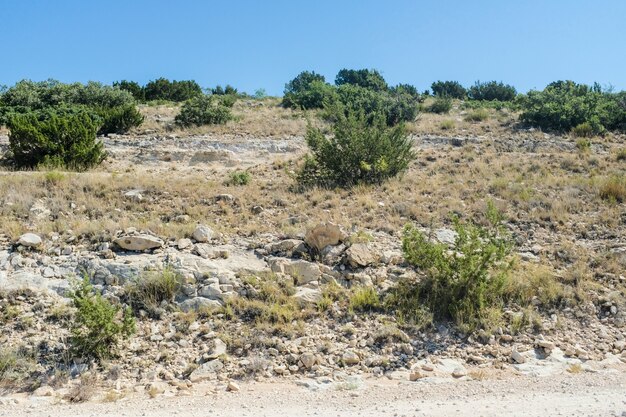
[431,80,466,99]
[349,287,381,313]
[335,68,388,92]
[297,108,415,189]
[464,108,489,122]
[143,78,202,102]
[282,71,333,109]
[69,277,135,361]
[428,96,452,114]
[174,95,234,126]
[599,175,626,203]
[467,81,517,101]
[125,268,183,317]
[227,170,252,186]
[7,107,106,170]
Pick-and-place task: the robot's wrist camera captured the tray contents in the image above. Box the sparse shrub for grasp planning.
[70,277,135,361]
[428,97,452,114]
[175,95,233,127]
[440,119,455,130]
[253,88,267,99]
[467,81,517,101]
[599,175,626,203]
[7,107,106,170]
[575,138,591,152]
[392,204,513,332]
[43,170,66,186]
[349,287,380,312]
[464,109,489,122]
[335,68,388,92]
[125,267,183,317]
[616,149,626,161]
[0,346,37,391]
[227,170,251,186]
[431,80,466,99]
[143,78,202,102]
[211,85,238,96]
[297,108,416,189]
[218,94,238,108]
[96,104,144,135]
[572,122,593,138]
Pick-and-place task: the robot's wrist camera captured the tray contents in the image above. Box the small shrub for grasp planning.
[113,80,145,101]
[0,347,37,391]
[616,149,626,162]
[97,104,144,135]
[428,97,452,114]
[575,138,591,152]
[227,170,251,186]
[125,267,183,317]
[175,95,233,127]
[431,80,466,99]
[349,287,380,313]
[43,170,66,186]
[572,122,593,138]
[7,107,106,170]
[467,81,517,101]
[392,204,513,332]
[464,109,489,122]
[599,176,626,203]
[297,108,416,189]
[440,120,455,130]
[70,277,135,361]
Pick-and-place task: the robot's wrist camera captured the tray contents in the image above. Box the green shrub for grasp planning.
[70,277,135,361]
[97,104,144,135]
[467,81,517,101]
[428,97,452,114]
[335,68,388,92]
[571,122,593,138]
[283,71,336,110]
[113,80,145,101]
[144,78,202,102]
[125,268,183,317]
[211,85,238,96]
[431,80,466,99]
[227,170,251,186]
[175,95,233,127]
[297,108,415,189]
[575,138,591,152]
[349,287,380,313]
[391,205,513,332]
[440,120,455,130]
[616,149,626,162]
[7,107,106,170]
[464,109,489,122]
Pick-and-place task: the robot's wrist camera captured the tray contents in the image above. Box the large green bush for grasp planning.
[70,277,135,361]
[335,68,388,92]
[297,108,415,189]
[282,71,335,109]
[96,104,145,135]
[430,80,467,99]
[143,78,202,102]
[7,107,106,170]
[467,81,517,101]
[389,205,513,332]
[113,80,145,101]
[175,95,234,126]
[519,81,626,133]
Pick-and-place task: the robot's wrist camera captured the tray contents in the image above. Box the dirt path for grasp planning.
[2,371,625,417]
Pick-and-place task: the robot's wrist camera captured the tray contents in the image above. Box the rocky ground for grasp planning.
[0,102,625,415]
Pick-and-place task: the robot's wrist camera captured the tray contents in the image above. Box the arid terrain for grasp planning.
[1,98,625,415]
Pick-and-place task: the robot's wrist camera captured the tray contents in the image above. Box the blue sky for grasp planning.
[1,0,625,95]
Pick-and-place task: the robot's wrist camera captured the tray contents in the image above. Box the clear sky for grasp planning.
[1,0,625,95]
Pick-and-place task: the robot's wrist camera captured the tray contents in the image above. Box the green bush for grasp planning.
[431,80,466,99]
[571,122,593,138]
[125,268,183,317]
[97,104,144,135]
[297,108,415,189]
[428,97,452,114]
[390,205,513,332]
[283,71,335,109]
[144,78,202,102]
[70,277,135,361]
[519,81,626,133]
[349,287,381,313]
[7,107,106,170]
[464,109,489,122]
[227,170,251,186]
[211,85,238,96]
[335,68,388,92]
[113,80,145,101]
[467,81,517,101]
[175,95,233,127]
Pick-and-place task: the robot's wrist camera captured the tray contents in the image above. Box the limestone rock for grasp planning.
[299,353,317,369]
[192,225,214,243]
[293,287,322,305]
[342,350,360,365]
[226,381,240,392]
[511,349,526,364]
[189,359,224,382]
[179,297,222,312]
[114,235,163,251]
[345,244,376,268]
[18,233,42,248]
[305,223,345,252]
[269,258,321,285]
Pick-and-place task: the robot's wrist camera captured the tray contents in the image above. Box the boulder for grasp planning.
[114,235,163,251]
[192,225,214,243]
[189,359,224,382]
[305,223,345,252]
[342,350,360,365]
[269,259,321,285]
[18,233,42,248]
[345,244,376,268]
[293,287,322,305]
[511,349,526,364]
[179,297,222,312]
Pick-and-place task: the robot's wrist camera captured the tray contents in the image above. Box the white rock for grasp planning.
[189,359,224,382]
[192,225,214,243]
[345,243,376,268]
[511,349,526,364]
[305,223,345,252]
[18,233,42,248]
[114,235,163,251]
[293,287,322,305]
[342,350,360,365]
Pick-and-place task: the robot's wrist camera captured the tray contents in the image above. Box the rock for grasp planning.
[179,297,222,312]
[299,353,317,369]
[192,225,214,243]
[409,371,425,381]
[177,238,193,249]
[435,228,457,245]
[18,233,42,248]
[537,339,556,350]
[511,349,526,364]
[207,339,227,359]
[305,223,345,252]
[226,381,240,392]
[293,287,322,305]
[189,359,224,382]
[269,258,321,285]
[32,385,55,397]
[145,381,168,396]
[342,350,360,365]
[198,284,222,300]
[345,244,376,268]
[266,239,307,256]
[114,235,163,251]
[124,190,143,202]
[452,367,467,378]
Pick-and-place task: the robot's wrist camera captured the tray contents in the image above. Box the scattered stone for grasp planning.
[345,244,376,268]
[32,385,55,397]
[192,225,214,243]
[293,287,322,305]
[18,233,42,248]
[305,223,345,252]
[226,381,240,392]
[299,353,317,369]
[342,350,360,365]
[452,367,467,378]
[189,359,224,382]
[177,238,193,249]
[511,349,526,364]
[114,235,163,251]
[409,370,425,381]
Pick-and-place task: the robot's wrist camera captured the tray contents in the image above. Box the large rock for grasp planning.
[18,233,42,248]
[293,287,322,305]
[192,225,214,243]
[305,223,345,252]
[0,271,69,295]
[114,235,163,251]
[179,297,222,312]
[269,258,321,285]
[189,359,224,382]
[342,350,360,365]
[345,244,376,268]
